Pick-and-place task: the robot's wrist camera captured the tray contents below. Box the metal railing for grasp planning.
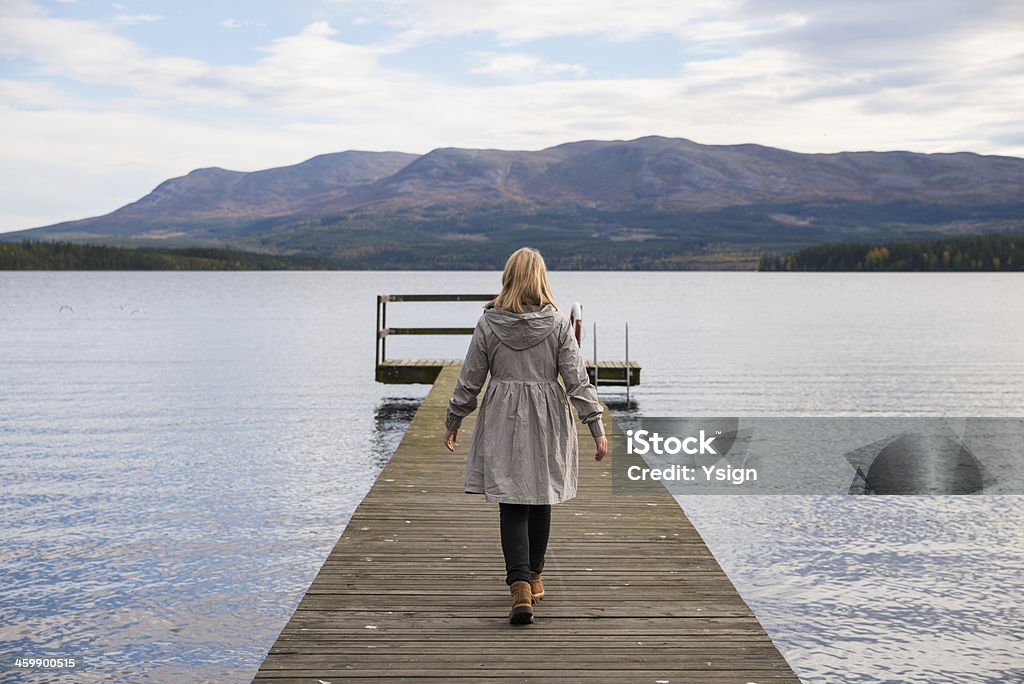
[376,293,496,368]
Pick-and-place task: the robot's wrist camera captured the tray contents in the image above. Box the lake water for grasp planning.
[1,271,1022,683]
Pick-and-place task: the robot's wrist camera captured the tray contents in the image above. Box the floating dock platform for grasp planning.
[374,294,640,386]
[252,364,799,682]
[377,358,640,386]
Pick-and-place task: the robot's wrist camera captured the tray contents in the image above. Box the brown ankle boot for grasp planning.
[509,580,533,624]
[529,572,544,603]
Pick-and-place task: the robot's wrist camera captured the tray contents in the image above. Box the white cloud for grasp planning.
[337,0,750,45]
[0,2,209,93]
[220,18,264,30]
[112,13,163,26]
[469,52,586,79]
[0,78,81,110]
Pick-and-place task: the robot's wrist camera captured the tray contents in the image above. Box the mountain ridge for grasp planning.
[7,136,1023,269]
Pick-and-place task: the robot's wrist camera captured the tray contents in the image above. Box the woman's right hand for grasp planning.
[444,428,459,453]
[594,435,608,461]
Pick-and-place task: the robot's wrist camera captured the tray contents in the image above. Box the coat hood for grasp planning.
[483,303,559,350]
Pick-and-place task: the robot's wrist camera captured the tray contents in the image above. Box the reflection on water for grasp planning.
[371,398,422,469]
[1,271,1022,683]
[598,396,640,415]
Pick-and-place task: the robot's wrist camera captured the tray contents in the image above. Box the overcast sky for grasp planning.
[1,0,1022,233]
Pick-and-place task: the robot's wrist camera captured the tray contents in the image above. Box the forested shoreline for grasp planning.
[5,233,1024,271]
[759,232,1024,271]
[0,240,329,270]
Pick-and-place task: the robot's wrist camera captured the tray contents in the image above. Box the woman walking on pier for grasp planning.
[443,247,608,625]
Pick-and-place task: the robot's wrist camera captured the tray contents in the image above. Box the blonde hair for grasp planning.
[490,247,559,313]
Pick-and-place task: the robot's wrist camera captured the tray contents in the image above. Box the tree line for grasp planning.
[0,240,329,270]
[0,237,753,270]
[759,232,1024,271]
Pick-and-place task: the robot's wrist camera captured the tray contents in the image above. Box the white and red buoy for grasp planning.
[570,302,583,346]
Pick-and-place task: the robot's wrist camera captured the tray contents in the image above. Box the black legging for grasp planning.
[499,502,551,585]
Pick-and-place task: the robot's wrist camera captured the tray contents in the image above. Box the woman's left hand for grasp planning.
[444,428,459,452]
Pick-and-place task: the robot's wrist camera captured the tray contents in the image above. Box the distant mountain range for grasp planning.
[7,136,1024,269]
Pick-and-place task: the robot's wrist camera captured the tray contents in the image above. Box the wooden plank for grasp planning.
[252,364,797,682]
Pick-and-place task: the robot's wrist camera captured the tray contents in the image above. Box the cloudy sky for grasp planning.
[1,0,1022,233]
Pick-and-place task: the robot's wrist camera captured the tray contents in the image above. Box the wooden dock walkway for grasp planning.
[253,365,800,683]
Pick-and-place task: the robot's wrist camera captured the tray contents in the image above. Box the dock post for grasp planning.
[375,296,381,367]
[625,321,630,404]
[380,297,387,363]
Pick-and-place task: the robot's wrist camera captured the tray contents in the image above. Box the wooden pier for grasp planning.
[252,365,799,682]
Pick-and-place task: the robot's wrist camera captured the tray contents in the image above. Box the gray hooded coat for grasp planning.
[445,303,604,505]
